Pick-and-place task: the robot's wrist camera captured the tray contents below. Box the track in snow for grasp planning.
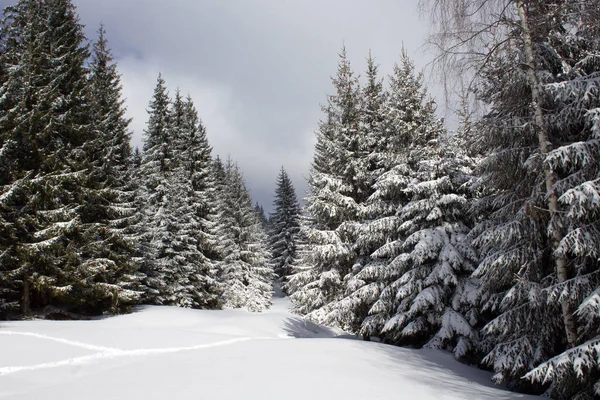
[0,331,274,376]
[0,331,120,353]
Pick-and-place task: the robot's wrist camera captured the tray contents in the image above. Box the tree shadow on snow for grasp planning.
[282,316,357,340]
[363,343,536,399]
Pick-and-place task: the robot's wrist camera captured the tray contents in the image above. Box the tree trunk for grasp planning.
[515,0,578,348]
[22,276,30,317]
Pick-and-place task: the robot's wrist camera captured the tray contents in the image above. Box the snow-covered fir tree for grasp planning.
[364,53,479,359]
[138,74,173,303]
[214,157,274,312]
[160,89,208,307]
[171,92,221,309]
[183,93,222,275]
[288,47,362,317]
[290,49,481,360]
[354,52,431,337]
[268,167,301,284]
[254,203,269,229]
[140,85,221,309]
[414,0,600,395]
[74,24,144,313]
[442,0,600,396]
[372,135,479,358]
[301,52,389,332]
[0,0,94,315]
[469,33,570,393]
[522,4,600,396]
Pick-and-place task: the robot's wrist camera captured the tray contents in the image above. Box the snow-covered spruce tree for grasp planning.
[268,167,301,285]
[254,203,269,229]
[357,53,479,359]
[422,0,600,395]
[517,2,600,397]
[468,32,569,396]
[72,24,144,313]
[353,52,424,338]
[171,93,221,309]
[303,52,389,332]
[140,88,220,308]
[288,47,362,317]
[376,136,480,358]
[0,2,24,314]
[214,158,273,312]
[526,1,600,398]
[87,24,133,187]
[422,1,600,395]
[0,0,93,316]
[183,94,221,270]
[139,74,173,303]
[158,89,202,307]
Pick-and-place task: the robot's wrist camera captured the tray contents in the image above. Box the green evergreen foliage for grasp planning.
[468,2,600,396]
[169,91,221,309]
[422,0,600,396]
[0,0,92,316]
[299,53,389,332]
[73,24,144,313]
[254,203,269,229]
[214,158,274,312]
[184,96,220,263]
[268,167,301,284]
[294,51,480,360]
[139,85,221,309]
[138,74,172,302]
[288,47,362,316]
[369,134,479,359]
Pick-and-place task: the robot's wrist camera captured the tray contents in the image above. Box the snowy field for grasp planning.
[0,294,538,400]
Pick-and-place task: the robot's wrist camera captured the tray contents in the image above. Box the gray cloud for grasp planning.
[1,0,440,212]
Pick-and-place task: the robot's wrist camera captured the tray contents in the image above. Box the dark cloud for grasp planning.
[1,0,439,212]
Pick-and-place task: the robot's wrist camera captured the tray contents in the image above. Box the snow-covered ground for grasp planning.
[0,294,538,400]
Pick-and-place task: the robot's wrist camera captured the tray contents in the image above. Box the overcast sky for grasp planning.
[3,0,442,213]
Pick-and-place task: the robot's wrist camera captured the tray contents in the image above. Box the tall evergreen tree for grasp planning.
[524,3,600,394]
[288,47,362,316]
[87,24,132,183]
[254,203,269,229]
[268,167,301,284]
[423,0,600,395]
[139,86,220,308]
[184,96,220,264]
[0,0,92,315]
[139,74,172,303]
[169,91,221,308]
[475,2,600,396]
[306,51,480,356]
[303,52,389,332]
[354,55,424,337]
[369,131,479,358]
[214,158,274,312]
[73,23,144,313]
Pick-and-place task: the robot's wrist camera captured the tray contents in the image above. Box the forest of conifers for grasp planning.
[0,1,598,398]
